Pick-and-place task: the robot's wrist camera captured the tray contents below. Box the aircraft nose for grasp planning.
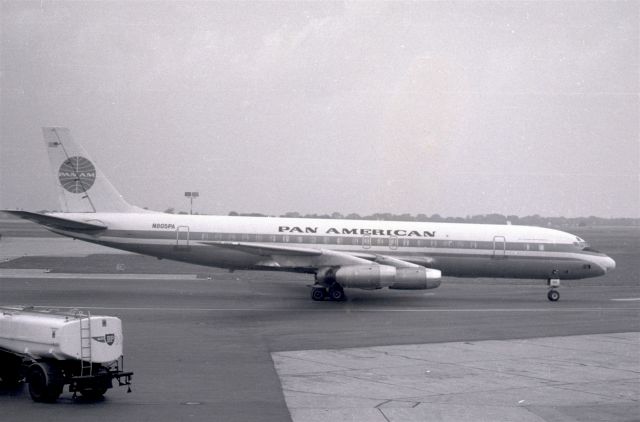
[603,256,616,272]
[595,255,616,274]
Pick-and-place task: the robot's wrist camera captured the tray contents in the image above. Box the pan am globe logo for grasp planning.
[58,156,96,193]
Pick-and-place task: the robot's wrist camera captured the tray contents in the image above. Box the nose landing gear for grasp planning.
[547,278,561,302]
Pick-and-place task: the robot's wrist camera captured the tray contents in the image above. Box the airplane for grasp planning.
[4,127,616,302]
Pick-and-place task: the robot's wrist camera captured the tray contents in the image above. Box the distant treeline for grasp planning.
[221,211,639,227]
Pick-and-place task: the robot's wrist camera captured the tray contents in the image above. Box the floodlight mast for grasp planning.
[184,191,199,215]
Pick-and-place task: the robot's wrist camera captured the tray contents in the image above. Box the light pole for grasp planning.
[184,191,199,215]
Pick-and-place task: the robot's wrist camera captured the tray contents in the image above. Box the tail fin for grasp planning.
[43,127,137,213]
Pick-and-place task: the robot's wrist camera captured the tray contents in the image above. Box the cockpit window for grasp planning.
[574,237,590,249]
[582,246,600,253]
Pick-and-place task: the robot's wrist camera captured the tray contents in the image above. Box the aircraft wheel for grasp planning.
[547,289,560,302]
[27,362,63,403]
[311,287,327,301]
[328,285,346,302]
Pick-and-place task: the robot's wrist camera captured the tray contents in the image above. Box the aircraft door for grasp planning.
[176,226,190,250]
[492,236,506,258]
[389,236,398,250]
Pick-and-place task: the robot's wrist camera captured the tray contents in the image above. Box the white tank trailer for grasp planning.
[0,306,133,402]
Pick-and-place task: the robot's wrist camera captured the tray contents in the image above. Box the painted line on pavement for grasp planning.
[9,305,638,313]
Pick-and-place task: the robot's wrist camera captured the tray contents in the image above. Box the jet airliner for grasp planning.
[5,128,616,302]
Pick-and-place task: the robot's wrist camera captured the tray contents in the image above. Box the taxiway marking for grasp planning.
[23,305,640,313]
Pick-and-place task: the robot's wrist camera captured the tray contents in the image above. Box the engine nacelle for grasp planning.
[316,265,442,290]
[389,267,442,290]
[316,265,396,289]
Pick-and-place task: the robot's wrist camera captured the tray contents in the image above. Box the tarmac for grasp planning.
[1,229,639,422]
[274,332,639,422]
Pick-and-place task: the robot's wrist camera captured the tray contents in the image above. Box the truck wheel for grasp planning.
[27,362,63,403]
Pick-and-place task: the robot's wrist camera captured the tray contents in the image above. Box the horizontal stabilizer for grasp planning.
[3,210,107,231]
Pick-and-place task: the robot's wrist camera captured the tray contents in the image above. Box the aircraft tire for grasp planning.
[547,289,560,302]
[328,285,346,302]
[27,362,63,403]
[311,287,327,301]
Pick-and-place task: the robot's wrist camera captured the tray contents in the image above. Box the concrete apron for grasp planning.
[273,332,640,422]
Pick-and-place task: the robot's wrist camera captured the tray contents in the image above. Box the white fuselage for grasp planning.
[47,212,615,282]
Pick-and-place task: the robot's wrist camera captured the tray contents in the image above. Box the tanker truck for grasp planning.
[0,306,133,402]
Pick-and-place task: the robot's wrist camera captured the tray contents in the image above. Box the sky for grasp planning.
[1,0,638,218]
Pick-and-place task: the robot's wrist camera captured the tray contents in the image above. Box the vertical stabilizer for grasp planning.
[43,127,136,213]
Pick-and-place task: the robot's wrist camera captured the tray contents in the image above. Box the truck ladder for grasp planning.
[79,312,92,377]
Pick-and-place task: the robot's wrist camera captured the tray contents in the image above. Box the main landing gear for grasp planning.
[311,284,346,302]
[547,278,560,302]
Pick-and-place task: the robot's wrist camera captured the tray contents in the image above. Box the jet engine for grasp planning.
[389,267,442,290]
[317,265,396,289]
[316,265,441,290]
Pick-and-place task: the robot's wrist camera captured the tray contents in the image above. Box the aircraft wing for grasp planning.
[349,252,424,268]
[2,210,107,231]
[200,241,423,270]
[200,241,323,257]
